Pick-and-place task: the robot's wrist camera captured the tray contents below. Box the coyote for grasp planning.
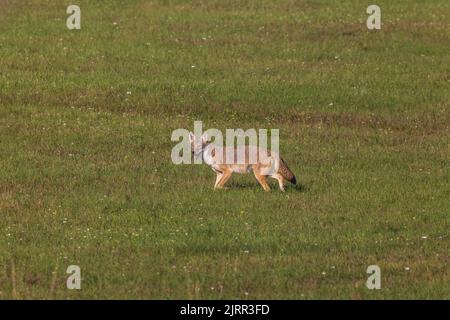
[189,132,296,192]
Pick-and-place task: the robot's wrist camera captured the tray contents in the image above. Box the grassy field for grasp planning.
[0,0,449,299]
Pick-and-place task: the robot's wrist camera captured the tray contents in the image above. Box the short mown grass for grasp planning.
[0,0,449,299]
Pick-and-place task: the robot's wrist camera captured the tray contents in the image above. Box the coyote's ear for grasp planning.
[188,131,194,143]
[201,132,209,143]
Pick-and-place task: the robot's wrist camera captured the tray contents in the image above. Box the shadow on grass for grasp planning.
[226,180,308,193]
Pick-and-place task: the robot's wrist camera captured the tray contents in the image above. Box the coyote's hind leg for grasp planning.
[270,174,286,192]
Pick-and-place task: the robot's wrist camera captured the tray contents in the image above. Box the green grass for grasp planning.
[0,0,449,299]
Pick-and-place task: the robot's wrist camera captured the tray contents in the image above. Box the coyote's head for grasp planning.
[188,132,209,159]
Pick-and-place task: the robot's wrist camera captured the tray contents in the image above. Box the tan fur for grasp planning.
[253,169,271,192]
[210,147,296,192]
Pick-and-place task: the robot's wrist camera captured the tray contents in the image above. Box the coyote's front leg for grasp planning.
[214,170,232,189]
[214,173,223,189]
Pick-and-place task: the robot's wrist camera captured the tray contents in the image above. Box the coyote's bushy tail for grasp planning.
[279,157,296,184]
